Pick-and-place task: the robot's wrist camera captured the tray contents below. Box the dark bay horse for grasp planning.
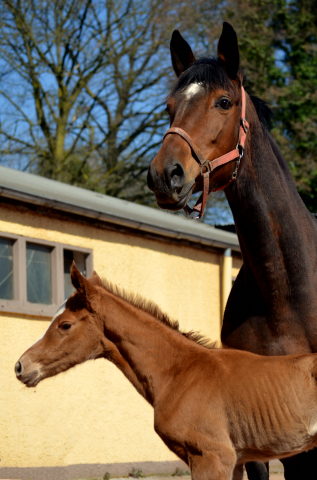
[147,22,317,480]
[15,265,317,480]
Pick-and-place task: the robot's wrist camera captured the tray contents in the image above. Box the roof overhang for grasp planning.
[0,166,240,252]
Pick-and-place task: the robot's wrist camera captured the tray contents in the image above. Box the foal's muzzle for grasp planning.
[15,357,41,387]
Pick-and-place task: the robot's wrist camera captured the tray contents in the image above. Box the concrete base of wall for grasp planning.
[0,460,189,480]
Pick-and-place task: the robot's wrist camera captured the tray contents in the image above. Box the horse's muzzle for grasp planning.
[147,160,195,209]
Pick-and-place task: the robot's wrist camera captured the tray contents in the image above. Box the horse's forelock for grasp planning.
[168,57,236,99]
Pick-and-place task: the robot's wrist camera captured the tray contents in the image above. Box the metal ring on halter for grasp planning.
[200,160,212,176]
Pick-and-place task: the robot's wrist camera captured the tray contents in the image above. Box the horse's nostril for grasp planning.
[170,162,185,189]
[15,361,22,376]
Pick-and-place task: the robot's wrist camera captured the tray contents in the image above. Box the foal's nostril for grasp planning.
[15,361,22,376]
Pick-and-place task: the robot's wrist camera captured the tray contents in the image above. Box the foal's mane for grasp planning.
[100,278,217,350]
[169,57,273,131]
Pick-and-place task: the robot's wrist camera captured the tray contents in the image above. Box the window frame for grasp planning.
[0,232,93,317]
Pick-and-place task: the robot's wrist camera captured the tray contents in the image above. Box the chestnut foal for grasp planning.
[16,265,317,480]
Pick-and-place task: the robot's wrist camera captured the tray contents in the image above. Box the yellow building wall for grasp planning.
[232,256,242,280]
[0,206,238,469]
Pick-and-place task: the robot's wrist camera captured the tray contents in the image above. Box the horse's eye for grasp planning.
[217,99,232,110]
[61,323,71,330]
[165,106,170,115]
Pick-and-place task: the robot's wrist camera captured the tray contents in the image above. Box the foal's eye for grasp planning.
[61,323,71,330]
[217,98,232,110]
[165,106,170,115]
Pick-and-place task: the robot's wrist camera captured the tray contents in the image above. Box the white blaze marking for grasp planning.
[28,300,67,348]
[184,83,202,100]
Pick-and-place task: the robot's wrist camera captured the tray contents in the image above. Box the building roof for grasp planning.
[0,166,240,251]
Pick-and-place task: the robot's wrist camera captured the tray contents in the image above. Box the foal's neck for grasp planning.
[99,290,194,405]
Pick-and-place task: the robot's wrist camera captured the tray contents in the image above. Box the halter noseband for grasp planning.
[162,86,249,219]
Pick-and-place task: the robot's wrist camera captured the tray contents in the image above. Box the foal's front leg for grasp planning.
[232,464,244,480]
[189,446,237,480]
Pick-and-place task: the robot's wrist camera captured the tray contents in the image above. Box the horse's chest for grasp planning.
[222,314,317,355]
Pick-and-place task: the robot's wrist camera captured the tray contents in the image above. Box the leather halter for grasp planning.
[162,86,249,219]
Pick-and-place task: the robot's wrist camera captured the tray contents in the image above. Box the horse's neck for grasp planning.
[226,118,317,314]
[99,292,189,406]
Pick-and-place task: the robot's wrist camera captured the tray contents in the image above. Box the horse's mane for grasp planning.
[169,57,273,131]
[249,94,274,131]
[100,278,217,350]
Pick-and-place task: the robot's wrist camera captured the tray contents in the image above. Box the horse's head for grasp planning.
[147,22,245,215]
[15,264,107,387]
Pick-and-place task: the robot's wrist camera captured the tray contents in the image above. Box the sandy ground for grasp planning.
[70,461,285,480]
[71,477,284,480]
[71,460,285,480]
[107,475,284,480]
[77,475,284,480]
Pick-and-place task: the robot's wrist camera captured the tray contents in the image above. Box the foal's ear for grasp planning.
[170,30,196,77]
[71,262,98,311]
[89,270,103,287]
[217,22,240,80]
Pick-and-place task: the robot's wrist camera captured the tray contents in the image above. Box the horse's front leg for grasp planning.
[188,446,237,480]
[281,448,317,480]
[245,461,269,480]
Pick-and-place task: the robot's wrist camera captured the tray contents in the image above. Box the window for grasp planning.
[0,238,14,300]
[27,243,53,305]
[0,232,92,317]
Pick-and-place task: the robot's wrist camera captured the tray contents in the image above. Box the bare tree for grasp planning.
[0,0,232,219]
[0,0,178,202]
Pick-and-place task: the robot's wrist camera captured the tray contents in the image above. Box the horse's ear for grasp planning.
[217,22,240,80]
[71,262,98,311]
[89,270,103,287]
[170,30,196,77]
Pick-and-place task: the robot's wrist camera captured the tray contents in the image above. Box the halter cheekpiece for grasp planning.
[162,86,249,219]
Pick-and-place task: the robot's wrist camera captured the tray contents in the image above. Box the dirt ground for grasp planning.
[110,474,284,480]
[72,460,285,480]
[72,476,284,480]
[90,474,284,480]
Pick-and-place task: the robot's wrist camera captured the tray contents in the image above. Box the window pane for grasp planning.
[0,238,14,300]
[26,243,53,304]
[64,250,87,299]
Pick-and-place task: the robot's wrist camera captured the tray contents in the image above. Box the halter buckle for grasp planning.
[200,160,212,176]
[241,117,249,134]
[231,158,241,180]
[237,144,244,160]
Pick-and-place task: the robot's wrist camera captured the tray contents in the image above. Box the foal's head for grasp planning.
[15,265,108,387]
[147,22,244,211]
